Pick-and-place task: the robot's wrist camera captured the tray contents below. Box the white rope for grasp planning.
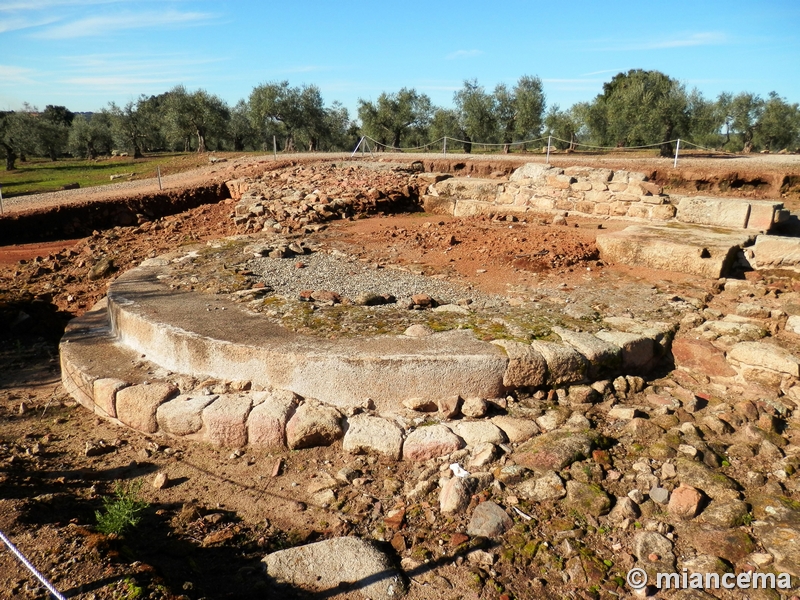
[549,136,681,151]
[362,135,444,151]
[0,529,67,600]
[678,139,740,156]
[360,135,550,152]
[441,135,549,148]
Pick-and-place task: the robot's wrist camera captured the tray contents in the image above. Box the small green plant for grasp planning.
[741,512,754,526]
[95,480,149,536]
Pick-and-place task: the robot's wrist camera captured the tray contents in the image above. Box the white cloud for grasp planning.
[594,31,728,52]
[445,49,483,60]
[32,9,217,39]
[0,64,36,83]
[580,68,623,77]
[0,15,58,33]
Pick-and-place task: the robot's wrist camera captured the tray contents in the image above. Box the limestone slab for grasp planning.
[596,225,753,278]
[676,196,751,229]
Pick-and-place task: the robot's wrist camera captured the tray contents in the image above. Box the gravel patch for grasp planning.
[246,251,505,307]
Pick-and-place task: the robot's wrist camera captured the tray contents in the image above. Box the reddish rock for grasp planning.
[403,424,464,461]
[202,393,253,447]
[668,483,703,520]
[672,337,736,378]
[311,290,342,304]
[411,293,433,307]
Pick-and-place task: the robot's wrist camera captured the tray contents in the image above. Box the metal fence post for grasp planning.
[157,166,162,190]
[546,136,552,164]
[673,139,681,168]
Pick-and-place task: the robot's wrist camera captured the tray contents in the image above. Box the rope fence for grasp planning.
[352,134,745,167]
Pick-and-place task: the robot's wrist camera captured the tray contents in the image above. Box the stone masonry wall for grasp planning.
[422,163,787,232]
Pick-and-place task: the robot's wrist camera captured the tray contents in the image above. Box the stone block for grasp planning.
[491,339,546,388]
[247,389,298,448]
[746,201,783,231]
[157,394,217,436]
[202,393,252,447]
[547,175,575,189]
[626,204,651,219]
[551,326,621,375]
[285,401,344,449]
[530,340,588,385]
[422,195,455,215]
[671,337,736,378]
[610,201,630,215]
[490,415,539,443]
[593,203,611,215]
[343,414,404,459]
[585,190,612,203]
[608,182,628,192]
[570,181,592,192]
[434,178,502,202]
[676,196,750,229]
[116,382,178,433]
[728,342,800,377]
[510,163,556,182]
[752,235,800,271]
[650,204,677,220]
[595,331,654,371]
[403,424,464,461]
[93,378,128,418]
[449,421,506,446]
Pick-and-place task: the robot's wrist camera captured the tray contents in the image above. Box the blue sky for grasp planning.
[1,0,798,118]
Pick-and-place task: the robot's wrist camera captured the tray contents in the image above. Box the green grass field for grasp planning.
[0,152,245,198]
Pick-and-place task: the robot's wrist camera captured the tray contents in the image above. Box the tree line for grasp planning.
[1,69,799,170]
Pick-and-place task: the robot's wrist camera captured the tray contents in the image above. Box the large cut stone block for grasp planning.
[116,382,178,433]
[596,225,753,278]
[752,235,800,271]
[491,339,546,388]
[157,394,217,436]
[247,389,298,449]
[202,393,253,447]
[530,340,588,385]
[676,196,750,229]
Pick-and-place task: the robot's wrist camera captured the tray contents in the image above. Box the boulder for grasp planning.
[263,537,404,600]
[402,424,464,461]
[285,401,344,449]
[343,414,404,460]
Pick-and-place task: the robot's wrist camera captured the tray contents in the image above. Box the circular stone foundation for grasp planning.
[60,236,680,453]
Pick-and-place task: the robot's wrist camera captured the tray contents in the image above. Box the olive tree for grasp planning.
[357,88,433,150]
